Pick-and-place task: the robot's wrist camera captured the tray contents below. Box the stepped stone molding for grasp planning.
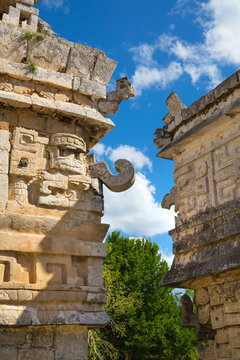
[0,1,135,359]
[155,69,240,359]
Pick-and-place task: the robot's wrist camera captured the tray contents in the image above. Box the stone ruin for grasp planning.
[0,1,135,359]
[155,73,240,359]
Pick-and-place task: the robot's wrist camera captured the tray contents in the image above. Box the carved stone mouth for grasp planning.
[55,157,85,174]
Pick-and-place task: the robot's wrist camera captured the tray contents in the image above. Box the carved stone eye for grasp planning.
[19,158,28,168]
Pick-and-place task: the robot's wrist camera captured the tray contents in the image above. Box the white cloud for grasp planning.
[159,250,174,267]
[132,62,183,96]
[130,43,156,66]
[92,144,175,237]
[42,0,63,7]
[170,0,202,17]
[42,0,70,13]
[109,145,152,171]
[93,144,152,171]
[130,0,240,95]
[204,0,240,65]
[102,172,175,237]
[93,143,106,158]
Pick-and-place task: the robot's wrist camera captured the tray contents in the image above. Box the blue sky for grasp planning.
[37,0,240,265]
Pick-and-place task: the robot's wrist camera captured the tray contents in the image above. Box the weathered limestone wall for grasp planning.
[0,326,87,359]
[0,1,135,359]
[155,71,240,359]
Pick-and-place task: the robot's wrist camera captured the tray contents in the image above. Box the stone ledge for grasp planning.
[155,70,240,155]
[0,284,106,292]
[0,306,110,326]
[0,289,106,303]
[171,199,240,233]
[158,98,240,160]
[0,213,109,241]
[173,209,240,254]
[0,232,107,257]
[160,241,240,288]
[0,89,114,129]
[0,58,106,98]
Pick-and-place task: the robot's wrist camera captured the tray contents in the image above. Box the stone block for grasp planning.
[55,91,72,102]
[0,347,17,359]
[54,326,88,360]
[88,257,103,287]
[215,329,229,344]
[0,129,10,151]
[18,349,54,360]
[232,348,240,359]
[91,54,117,85]
[33,68,73,90]
[0,150,9,174]
[45,118,76,134]
[28,37,70,73]
[0,24,27,63]
[31,96,57,112]
[195,288,209,306]
[32,327,53,348]
[35,84,56,100]
[0,59,32,81]
[166,92,186,117]
[79,77,106,98]
[16,2,39,15]
[72,76,80,91]
[18,111,46,132]
[2,6,20,27]
[73,92,93,108]
[0,174,8,200]
[0,90,32,109]
[18,290,33,301]
[0,328,25,346]
[13,81,35,96]
[215,343,232,358]
[0,77,14,92]
[21,0,35,5]
[66,47,96,78]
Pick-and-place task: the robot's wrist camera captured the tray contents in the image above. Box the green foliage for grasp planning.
[24,32,45,41]
[89,232,197,360]
[29,61,37,74]
[24,61,37,74]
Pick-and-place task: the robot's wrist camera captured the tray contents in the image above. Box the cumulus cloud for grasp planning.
[93,143,106,158]
[92,143,175,237]
[159,250,174,267]
[130,0,240,95]
[131,62,183,96]
[204,0,240,65]
[109,145,152,171]
[42,0,70,13]
[102,172,175,237]
[93,144,152,171]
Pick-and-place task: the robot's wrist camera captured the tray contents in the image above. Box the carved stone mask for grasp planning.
[49,133,87,175]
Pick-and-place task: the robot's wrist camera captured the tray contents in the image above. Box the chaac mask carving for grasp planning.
[9,127,135,208]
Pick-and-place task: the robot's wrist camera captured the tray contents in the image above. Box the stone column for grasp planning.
[0,1,135,359]
[155,75,240,359]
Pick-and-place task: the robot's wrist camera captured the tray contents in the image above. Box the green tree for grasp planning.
[89,232,197,360]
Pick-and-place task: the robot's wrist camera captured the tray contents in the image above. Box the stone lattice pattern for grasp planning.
[0,1,135,359]
[155,70,240,359]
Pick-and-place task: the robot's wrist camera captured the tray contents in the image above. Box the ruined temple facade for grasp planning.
[0,1,135,359]
[155,73,240,359]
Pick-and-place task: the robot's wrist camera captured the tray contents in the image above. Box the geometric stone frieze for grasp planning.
[156,69,240,359]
